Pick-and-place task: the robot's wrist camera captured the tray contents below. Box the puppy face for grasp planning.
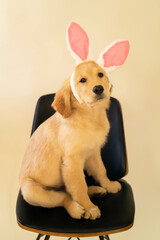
[52,60,111,118]
[72,61,110,105]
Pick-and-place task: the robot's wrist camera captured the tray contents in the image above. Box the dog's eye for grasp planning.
[80,78,87,83]
[98,72,104,78]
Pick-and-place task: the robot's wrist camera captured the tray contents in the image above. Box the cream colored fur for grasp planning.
[19,61,121,220]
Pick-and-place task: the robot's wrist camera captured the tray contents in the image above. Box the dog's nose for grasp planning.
[93,85,104,95]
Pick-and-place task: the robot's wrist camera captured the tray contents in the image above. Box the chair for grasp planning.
[16,94,135,240]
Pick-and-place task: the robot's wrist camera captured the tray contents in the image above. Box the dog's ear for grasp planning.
[52,80,72,118]
[97,40,130,73]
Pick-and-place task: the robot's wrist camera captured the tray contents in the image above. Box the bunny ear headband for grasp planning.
[67,22,130,102]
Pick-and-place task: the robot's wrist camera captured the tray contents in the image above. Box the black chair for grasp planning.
[16,94,135,240]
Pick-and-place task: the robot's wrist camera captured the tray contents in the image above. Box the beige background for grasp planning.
[0,0,160,239]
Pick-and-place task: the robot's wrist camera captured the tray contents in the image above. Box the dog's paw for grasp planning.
[105,181,121,193]
[88,186,107,197]
[84,204,101,220]
[67,200,85,219]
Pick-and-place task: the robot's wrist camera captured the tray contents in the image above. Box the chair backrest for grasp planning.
[31,94,127,181]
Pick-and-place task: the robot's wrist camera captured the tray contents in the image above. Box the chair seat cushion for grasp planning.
[16,180,135,236]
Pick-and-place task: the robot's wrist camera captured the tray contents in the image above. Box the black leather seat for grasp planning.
[16,94,135,239]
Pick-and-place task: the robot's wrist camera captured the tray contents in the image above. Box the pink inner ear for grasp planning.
[68,22,89,61]
[103,41,130,68]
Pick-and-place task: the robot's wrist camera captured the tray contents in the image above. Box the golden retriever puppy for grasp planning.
[19,22,129,220]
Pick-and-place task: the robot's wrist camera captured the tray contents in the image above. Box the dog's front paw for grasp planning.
[105,181,121,193]
[84,204,101,220]
[65,200,85,219]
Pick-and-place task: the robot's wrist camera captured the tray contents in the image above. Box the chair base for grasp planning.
[99,235,110,240]
[36,234,110,240]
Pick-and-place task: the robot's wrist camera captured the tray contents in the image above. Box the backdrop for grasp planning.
[0,0,160,239]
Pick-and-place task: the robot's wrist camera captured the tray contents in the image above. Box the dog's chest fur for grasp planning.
[59,107,110,156]
[80,111,110,149]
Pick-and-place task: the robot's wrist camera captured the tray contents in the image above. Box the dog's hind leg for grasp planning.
[21,178,85,219]
[88,186,107,198]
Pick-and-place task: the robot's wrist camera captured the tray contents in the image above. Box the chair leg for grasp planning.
[99,235,110,240]
[35,234,50,240]
[68,238,80,240]
[99,236,104,240]
[104,235,110,240]
[36,234,44,240]
[44,236,50,240]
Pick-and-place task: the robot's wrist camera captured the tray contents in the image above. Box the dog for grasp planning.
[19,22,129,220]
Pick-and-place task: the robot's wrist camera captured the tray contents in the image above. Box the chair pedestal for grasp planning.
[99,235,110,240]
[36,234,110,240]
[36,235,50,240]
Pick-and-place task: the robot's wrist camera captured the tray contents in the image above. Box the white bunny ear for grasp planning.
[97,40,130,73]
[66,22,89,63]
